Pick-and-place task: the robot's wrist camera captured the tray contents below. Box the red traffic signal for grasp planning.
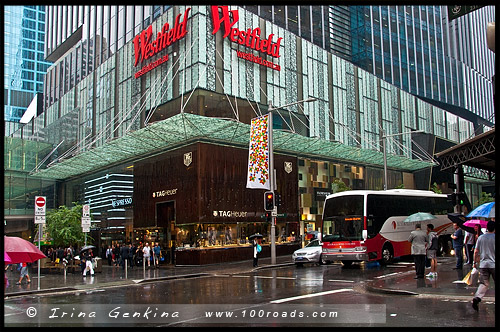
[264,191,275,211]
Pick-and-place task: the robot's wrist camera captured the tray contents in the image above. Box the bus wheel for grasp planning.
[379,244,394,265]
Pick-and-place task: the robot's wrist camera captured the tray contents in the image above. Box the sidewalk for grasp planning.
[4,255,495,302]
[365,257,495,301]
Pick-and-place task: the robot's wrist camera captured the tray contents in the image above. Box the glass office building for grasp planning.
[5,6,491,262]
[4,6,53,135]
[245,5,495,128]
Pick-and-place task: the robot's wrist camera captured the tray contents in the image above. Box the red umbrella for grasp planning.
[4,236,46,264]
[463,219,489,228]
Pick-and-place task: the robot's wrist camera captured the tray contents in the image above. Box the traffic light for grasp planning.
[456,192,466,206]
[447,193,457,205]
[264,191,275,211]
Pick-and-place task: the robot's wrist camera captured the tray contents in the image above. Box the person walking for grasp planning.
[426,224,439,278]
[471,220,495,311]
[113,244,120,267]
[408,224,428,279]
[153,243,161,268]
[16,262,31,285]
[143,243,151,268]
[128,243,134,269]
[120,243,130,270]
[464,230,475,265]
[252,238,260,268]
[106,246,113,266]
[451,222,464,269]
[82,249,94,276]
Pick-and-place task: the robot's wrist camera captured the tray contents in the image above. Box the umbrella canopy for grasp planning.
[403,212,436,223]
[4,236,46,264]
[463,219,489,228]
[79,245,96,255]
[248,233,263,240]
[467,202,495,218]
[5,252,13,265]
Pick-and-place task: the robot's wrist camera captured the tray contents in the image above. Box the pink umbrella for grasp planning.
[4,236,46,264]
[463,219,489,228]
[4,252,13,265]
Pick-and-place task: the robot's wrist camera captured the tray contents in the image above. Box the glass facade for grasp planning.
[5,5,491,258]
[4,6,53,135]
[331,5,495,128]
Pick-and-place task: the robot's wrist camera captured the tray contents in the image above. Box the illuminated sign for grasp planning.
[211,5,282,71]
[133,8,191,78]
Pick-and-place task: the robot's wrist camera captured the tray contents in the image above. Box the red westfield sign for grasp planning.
[211,6,283,59]
[133,8,191,78]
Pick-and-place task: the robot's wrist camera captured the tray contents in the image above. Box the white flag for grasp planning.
[246,114,271,190]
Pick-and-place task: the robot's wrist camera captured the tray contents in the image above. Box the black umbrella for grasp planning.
[447,213,474,233]
[79,245,96,255]
[248,233,263,240]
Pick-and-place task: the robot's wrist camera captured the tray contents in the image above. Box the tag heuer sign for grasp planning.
[184,152,192,167]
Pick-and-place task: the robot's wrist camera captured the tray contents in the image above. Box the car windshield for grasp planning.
[306,240,320,247]
[322,195,364,242]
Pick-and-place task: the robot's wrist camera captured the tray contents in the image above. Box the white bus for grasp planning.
[321,189,454,266]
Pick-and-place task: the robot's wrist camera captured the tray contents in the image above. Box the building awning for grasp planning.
[435,127,495,180]
[31,113,435,180]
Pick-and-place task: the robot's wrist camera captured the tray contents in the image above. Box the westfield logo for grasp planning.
[211,6,282,58]
[133,8,191,67]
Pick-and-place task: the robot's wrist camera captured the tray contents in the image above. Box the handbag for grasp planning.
[256,244,262,253]
[470,267,479,286]
[462,270,472,285]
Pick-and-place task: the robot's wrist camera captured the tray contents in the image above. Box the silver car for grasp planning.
[292,239,323,266]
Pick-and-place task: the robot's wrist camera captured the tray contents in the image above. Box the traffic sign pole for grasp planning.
[34,196,46,291]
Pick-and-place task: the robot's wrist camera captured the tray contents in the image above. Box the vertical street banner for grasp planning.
[247,114,271,190]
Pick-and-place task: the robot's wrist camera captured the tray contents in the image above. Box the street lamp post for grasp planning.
[267,97,317,264]
[382,130,423,190]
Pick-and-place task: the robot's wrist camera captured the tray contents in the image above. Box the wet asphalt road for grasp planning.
[4,259,495,327]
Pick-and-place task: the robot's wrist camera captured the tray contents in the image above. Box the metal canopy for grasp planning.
[436,128,495,178]
[31,113,435,180]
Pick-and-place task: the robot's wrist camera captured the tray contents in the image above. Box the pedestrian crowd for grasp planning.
[408,217,495,312]
[105,242,163,270]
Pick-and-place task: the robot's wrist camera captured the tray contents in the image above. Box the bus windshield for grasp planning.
[322,194,364,242]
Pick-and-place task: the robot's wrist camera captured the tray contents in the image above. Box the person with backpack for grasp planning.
[252,238,261,268]
[426,224,439,278]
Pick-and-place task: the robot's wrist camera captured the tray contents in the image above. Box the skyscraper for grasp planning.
[330,5,495,129]
[4,6,53,135]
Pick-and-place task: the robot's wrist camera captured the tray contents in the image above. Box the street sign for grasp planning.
[81,216,91,226]
[35,216,46,224]
[82,226,90,233]
[82,204,90,217]
[35,196,46,216]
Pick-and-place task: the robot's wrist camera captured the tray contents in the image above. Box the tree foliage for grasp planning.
[332,179,351,193]
[45,203,90,247]
[478,192,494,205]
[431,182,442,194]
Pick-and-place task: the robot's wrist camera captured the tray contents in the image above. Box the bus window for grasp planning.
[323,195,364,242]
